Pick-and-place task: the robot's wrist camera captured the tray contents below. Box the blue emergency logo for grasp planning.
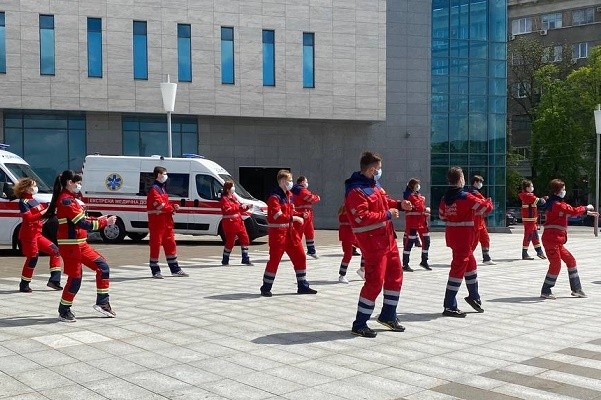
[105,173,123,191]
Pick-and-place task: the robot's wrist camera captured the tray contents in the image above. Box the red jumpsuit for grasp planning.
[402,188,430,268]
[291,184,321,255]
[439,188,493,310]
[220,193,251,264]
[540,196,586,296]
[345,171,402,329]
[260,187,312,293]
[469,187,492,262]
[147,181,181,275]
[518,191,546,258]
[337,209,360,277]
[56,190,110,314]
[18,193,61,289]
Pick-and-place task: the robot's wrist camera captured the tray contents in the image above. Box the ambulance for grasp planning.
[81,154,268,243]
[0,144,56,251]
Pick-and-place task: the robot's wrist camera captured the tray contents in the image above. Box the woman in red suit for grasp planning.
[220,180,253,266]
[14,178,62,293]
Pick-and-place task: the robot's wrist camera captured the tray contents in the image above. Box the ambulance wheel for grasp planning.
[99,218,127,244]
[127,232,148,242]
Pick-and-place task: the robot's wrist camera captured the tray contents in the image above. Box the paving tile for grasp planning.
[11,368,75,391]
[202,378,275,400]
[84,376,167,399]
[39,384,109,400]
[120,370,192,395]
[22,349,79,367]
[0,372,38,398]
[432,382,520,400]
[0,355,43,375]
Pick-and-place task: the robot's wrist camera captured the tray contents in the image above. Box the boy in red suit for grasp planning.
[337,203,364,283]
[220,180,253,266]
[469,175,495,265]
[291,175,321,258]
[401,178,431,271]
[147,166,188,279]
[518,179,546,260]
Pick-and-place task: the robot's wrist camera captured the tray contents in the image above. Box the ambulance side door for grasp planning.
[139,172,190,233]
[189,173,222,235]
[0,168,18,245]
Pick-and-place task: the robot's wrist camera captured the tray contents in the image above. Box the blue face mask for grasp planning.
[374,169,382,181]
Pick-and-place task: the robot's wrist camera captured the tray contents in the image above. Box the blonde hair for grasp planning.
[14,178,36,199]
[277,169,292,182]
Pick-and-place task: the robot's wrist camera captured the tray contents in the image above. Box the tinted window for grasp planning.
[196,174,222,200]
[139,172,189,198]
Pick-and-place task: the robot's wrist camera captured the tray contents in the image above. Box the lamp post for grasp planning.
[160,74,177,158]
[594,104,601,237]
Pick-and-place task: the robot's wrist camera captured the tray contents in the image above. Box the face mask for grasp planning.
[286,181,293,191]
[526,186,534,193]
[475,182,483,190]
[31,186,39,195]
[558,190,566,198]
[415,184,420,192]
[302,182,309,189]
[374,169,382,181]
[72,183,82,194]
[160,174,168,183]
[230,186,236,194]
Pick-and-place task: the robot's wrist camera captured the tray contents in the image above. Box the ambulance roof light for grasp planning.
[182,153,204,159]
[0,143,10,150]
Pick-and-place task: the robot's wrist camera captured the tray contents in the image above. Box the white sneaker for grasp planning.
[482,260,496,265]
[338,275,349,284]
[308,253,319,259]
[356,268,365,280]
[540,292,556,300]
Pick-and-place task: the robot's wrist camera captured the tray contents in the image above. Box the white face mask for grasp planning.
[230,186,236,194]
[302,182,309,188]
[558,189,566,198]
[159,174,168,183]
[31,186,39,195]
[286,181,293,191]
[72,183,82,194]
[475,182,483,190]
[526,186,534,193]
[415,184,420,192]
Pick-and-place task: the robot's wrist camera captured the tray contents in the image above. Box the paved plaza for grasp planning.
[1,226,601,399]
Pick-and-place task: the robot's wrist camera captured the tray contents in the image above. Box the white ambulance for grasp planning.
[0,144,56,250]
[81,154,268,243]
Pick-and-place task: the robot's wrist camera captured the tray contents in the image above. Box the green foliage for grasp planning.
[506,150,525,203]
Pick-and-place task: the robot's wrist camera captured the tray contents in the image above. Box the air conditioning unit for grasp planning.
[539,29,548,35]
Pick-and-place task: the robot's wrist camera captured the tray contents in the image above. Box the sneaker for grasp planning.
[419,261,432,270]
[221,260,229,266]
[356,268,365,280]
[376,318,405,332]
[442,308,466,318]
[402,265,414,272]
[241,260,254,266]
[537,253,547,259]
[522,255,534,260]
[352,248,361,256]
[152,272,164,279]
[338,275,349,284]
[351,326,377,338]
[464,296,484,313]
[307,253,319,259]
[571,289,587,298]
[482,260,497,265]
[93,302,116,318]
[59,309,76,323]
[47,281,63,290]
[297,287,318,295]
[19,284,32,293]
[172,270,189,277]
[260,290,272,297]
[540,292,556,300]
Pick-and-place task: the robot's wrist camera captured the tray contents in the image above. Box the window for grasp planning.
[541,13,562,30]
[122,116,198,157]
[133,21,148,80]
[572,8,594,26]
[87,18,102,78]
[196,174,222,200]
[262,30,275,86]
[177,24,191,82]
[572,42,590,59]
[221,27,234,84]
[39,15,55,75]
[511,17,532,34]
[0,12,5,73]
[302,32,315,88]
[552,45,563,62]
[512,82,530,98]
[139,172,189,198]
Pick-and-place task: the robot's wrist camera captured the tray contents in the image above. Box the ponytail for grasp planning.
[46,170,80,218]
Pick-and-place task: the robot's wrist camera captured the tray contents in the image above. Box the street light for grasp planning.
[160,74,177,158]
[594,104,601,236]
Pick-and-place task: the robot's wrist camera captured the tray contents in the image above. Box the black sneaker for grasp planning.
[402,265,414,272]
[376,318,405,332]
[241,260,254,266]
[419,261,432,270]
[442,308,466,318]
[47,281,63,290]
[537,253,547,259]
[351,326,377,338]
[59,309,76,323]
[93,302,116,318]
[522,254,534,260]
[352,248,361,256]
[19,284,32,293]
[260,290,272,297]
[464,296,484,313]
[297,287,317,294]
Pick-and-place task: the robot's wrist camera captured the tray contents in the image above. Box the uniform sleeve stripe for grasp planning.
[71,212,85,224]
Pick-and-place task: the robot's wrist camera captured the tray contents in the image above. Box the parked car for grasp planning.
[584,214,601,226]
[506,207,521,223]
[567,214,585,225]
[505,210,516,226]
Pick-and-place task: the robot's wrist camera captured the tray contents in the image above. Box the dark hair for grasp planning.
[522,179,533,190]
[447,166,463,185]
[549,179,565,195]
[296,176,307,184]
[471,175,484,185]
[360,151,382,171]
[408,178,420,190]
[223,180,234,195]
[153,166,167,178]
[46,170,82,218]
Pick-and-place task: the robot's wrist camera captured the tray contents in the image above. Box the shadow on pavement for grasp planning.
[0,316,59,326]
[205,292,263,301]
[252,329,354,344]
[486,258,520,263]
[308,279,342,286]
[109,276,155,283]
[398,312,444,322]
[593,281,601,285]
[488,296,544,303]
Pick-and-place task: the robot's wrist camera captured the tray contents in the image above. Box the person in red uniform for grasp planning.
[345,151,412,338]
[46,170,116,322]
[540,179,597,299]
[220,180,253,266]
[14,178,62,292]
[401,178,432,272]
[469,175,495,265]
[518,179,547,260]
[439,167,493,317]
[291,175,321,258]
[147,166,188,279]
[260,170,317,297]
[337,203,364,283]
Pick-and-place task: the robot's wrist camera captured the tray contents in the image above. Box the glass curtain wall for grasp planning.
[122,116,198,157]
[431,0,507,227]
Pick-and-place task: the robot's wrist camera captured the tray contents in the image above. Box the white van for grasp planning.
[81,154,268,243]
[0,144,56,250]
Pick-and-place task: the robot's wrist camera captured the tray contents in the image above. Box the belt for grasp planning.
[444,221,474,227]
[352,221,386,233]
[545,224,567,231]
[268,223,290,228]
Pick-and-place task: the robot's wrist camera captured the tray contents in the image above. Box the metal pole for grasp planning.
[596,132,599,237]
[167,110,173,158]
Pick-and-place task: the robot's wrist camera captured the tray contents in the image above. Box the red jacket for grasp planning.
[518,191,545,223]
[266,187,303,242]
[468,186,489,229]
[403,187,428,230]
[147,181,175,226]
[543,196,586,242]
[19,193,46,240]
[338,209,355,243]
[220,193,247,229]
[439,188,493,248]
[291,184,320,212]
[56,190,107,245]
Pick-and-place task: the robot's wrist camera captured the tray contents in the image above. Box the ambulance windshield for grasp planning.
[5,163,53,193]
[218,174,255,200]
